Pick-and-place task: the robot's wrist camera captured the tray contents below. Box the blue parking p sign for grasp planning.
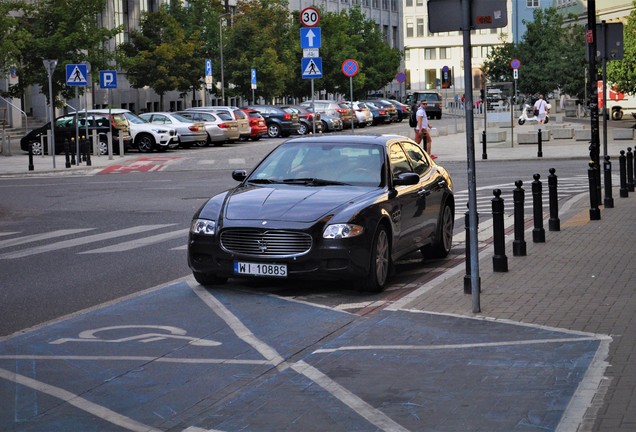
[99,70,117,89]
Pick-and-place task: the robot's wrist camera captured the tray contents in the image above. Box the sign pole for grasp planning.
[75,87,80,165]
[311,79,315,134]
[349,76,354,133]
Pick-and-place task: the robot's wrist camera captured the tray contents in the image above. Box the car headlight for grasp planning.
[151,128,168,134]
[191,219,216,235]
[323,224,364,239]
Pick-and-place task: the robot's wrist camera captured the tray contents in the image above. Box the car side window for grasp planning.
[234,110,246,119]
[401,142,430,176]
[152,115,169,124]
[389,143,412,178]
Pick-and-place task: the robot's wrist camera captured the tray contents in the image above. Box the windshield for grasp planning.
[123,112,148,124]
[248,141,385,187]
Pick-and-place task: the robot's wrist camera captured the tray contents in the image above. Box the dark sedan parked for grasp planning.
[364,101,392,125]
[21,113,131,155]
[188,134,455,292]
[245,105,300,138]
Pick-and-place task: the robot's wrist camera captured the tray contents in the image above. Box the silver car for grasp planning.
[188,106,251,141]
[352,102,373,128]
[139,112,207,149]
[177,110,239,147]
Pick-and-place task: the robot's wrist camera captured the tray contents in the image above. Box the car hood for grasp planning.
[222,184,371,223]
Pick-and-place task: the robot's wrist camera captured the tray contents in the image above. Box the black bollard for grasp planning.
[64,139,71,168]
[603,156,614,208]
[81,137,87,162]
[70,138,77,165]
[512,180,526,256]
[28,142,34,171]
[588,161,601,220]
[627,147,634,192]
[464,204,481,294]
[548,168,560,231]
[482,130,487,160]
[86,137,92,166]
[491,189,508,272]
[537,129,543,158]
[619,150,628,198]
[532,174,545,242]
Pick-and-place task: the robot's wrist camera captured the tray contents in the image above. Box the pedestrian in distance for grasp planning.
[415,100,436,159]
[533,94,549,124]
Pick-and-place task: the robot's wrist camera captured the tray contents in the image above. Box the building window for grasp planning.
[382,0,388,10]
[416,0,423,6]
[481,46,492,57]
[527,0,539,7]
[425,48,436,60]
[406,18,414,38]
[392,26,398,48]
[391,0,397,11]
[416,17,425,37]
[372,0,379,8]
[440,47,450,59]
[406,0,413,6]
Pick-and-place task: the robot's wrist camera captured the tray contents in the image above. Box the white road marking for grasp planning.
[292,361,410,432]
[80,228,188,253]
[0,367,161,432]
[0,224,175,259]
[0,229,94,249]
[190,283,286,367]
[228,158,245,164]
[312,336,603,354]
[0,355,271,365]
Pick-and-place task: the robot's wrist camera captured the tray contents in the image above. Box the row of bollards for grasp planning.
[482,169,561,275]
[480,146,636,276]
[28,137,92,171]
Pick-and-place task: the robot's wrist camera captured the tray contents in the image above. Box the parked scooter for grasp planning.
[518,103,550,125]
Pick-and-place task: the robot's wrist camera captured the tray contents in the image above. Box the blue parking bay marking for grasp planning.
[0,279,609,431]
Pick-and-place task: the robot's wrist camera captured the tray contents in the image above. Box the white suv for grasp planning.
[89,109,178,152]
[188,106,250,141]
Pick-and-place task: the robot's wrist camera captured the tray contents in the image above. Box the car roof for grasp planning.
[87,108,131,114]
[284,134,406,147]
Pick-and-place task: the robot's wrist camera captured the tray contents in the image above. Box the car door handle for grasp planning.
[417,188,431,196]
[437,180,447,187]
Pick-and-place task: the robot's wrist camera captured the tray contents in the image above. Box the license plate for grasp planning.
[234,261,287,277]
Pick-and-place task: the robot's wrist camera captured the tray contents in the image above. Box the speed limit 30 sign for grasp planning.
[300,7,320,27]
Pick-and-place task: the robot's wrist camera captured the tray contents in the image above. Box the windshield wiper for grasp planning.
[282,178,349,186]
[247,178,281,184]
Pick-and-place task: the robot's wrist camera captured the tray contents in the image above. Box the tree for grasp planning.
[483,7,586,100]
[0,1,31,80]
[118,5,203,110]
[516,7,586,98]
[224,0,296,103]
[607,1,636,94]
[7,0,120,103]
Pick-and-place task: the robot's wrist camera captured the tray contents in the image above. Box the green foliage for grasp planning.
[607,1,636,94]
[0,1,31,79]
[224,0,296,102]
[484,7,586,100]
[8,0,120,103]
[118,5,204,109]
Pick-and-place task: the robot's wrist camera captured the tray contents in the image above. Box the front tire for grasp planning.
[193,271,228,286]
[356,225,390,293]
[518,119,525,125]
[612,109,623,120]
[136,134,155,153]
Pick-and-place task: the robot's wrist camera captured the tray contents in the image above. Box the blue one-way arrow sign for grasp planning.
[300,27,321,49]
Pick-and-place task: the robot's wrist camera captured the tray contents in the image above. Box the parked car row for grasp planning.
[21,99,412,156]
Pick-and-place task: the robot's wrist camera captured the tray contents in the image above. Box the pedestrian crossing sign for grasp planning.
[301,57,322,79]
[66,63,88,86]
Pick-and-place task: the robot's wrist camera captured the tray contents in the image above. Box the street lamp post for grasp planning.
[219,12,232,105]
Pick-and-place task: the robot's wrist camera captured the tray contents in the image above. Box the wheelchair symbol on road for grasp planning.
[50,325,221,347]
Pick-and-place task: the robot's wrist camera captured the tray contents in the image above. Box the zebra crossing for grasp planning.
[0,224,188,260]
[453,175,613,217]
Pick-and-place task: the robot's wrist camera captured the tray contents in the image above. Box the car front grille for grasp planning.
[220,229,312,258]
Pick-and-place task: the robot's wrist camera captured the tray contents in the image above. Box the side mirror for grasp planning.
[393,172,419,186]
[232,170,247,182]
